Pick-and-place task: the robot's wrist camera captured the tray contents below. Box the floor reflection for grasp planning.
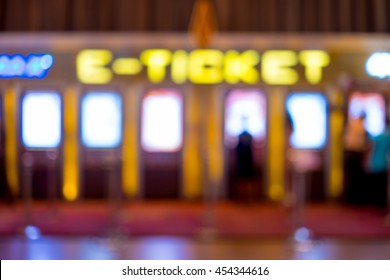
[1,235,390,260]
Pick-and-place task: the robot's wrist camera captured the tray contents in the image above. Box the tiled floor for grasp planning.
[1,235,390,260]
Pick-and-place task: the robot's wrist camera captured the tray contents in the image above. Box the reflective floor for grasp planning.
[1,235,390,260]
[1,200,390,260]
[1,201,390,237]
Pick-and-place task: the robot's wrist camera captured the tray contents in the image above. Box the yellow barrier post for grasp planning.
[183,86,202,199]
[328,88,344,198]
[122,87,140,198]
[63,86,79,201]
[4,86,19,196]
[268,87,285,201]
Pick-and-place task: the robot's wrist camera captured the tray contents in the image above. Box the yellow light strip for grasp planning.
[183,88,202,198]
[63,87,79,201]
[268,87,285,201]
[4,87,19,195]
[122,88,139,197]
[207,89,223,185]
[329,91,344,198]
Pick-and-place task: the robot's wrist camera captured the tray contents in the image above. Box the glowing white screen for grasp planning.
[81,92,122,148]
[141,90,182,152]
[287,93,327,149]
[225,89,266,144]
[22,92,62,148]
[366,52,390,79]
[349,92,385,137]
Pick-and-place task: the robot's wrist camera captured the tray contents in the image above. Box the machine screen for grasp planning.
[141,90,182,152]
[225,89,266,146]
[22,91,62,148]
[287,93,327,149]
[81,92,122,148]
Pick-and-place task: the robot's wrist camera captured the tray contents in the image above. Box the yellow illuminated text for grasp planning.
[261,50,298,85]
[76,49,330,85]
[299,50,330,84]
[224,50,260,84]
[171,50,188,84]
[77,50,113,84]
[140,49,171,83]
[188,50,224,84]
[112,58,142,75]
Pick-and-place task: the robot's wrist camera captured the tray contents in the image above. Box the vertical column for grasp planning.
[4,86,19,196]
[338,0,351,32]
[183,86,202,198]
[63,86,79,201]
[207,87,224,194]
[373,0,386,32]
[122,86,140,198]
[328,88,344,198]
[268,87,285,201]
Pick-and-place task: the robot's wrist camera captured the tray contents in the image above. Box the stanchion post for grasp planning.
[106,151,122,235]
[199,147,217,240]
[289,151,313,252]
[22,152,41,239]
[205,179,216,229]
[46,150,58,217]
[292,169,305,229]
[22,152,33,226]
[201,182,216,239]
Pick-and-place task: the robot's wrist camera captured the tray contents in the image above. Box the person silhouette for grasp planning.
[284,111,295,207]
[235,117,255,201]
[344,112,370,205]
[0,121,14,205]
[368,114,390,208]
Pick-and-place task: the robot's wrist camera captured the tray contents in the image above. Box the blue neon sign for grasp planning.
[0,54,54,79]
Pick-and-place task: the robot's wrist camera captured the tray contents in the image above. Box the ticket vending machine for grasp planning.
[80,91,123,199]
[140,89,183,198]
[224,89,267,200]
[286,92,328,201]
[20,90,62,199]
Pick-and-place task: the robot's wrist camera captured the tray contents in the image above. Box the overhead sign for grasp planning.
[76,49,330,85]
[0,54,54,79]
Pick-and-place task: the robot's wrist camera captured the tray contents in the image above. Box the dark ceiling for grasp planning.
[0,0,389,33]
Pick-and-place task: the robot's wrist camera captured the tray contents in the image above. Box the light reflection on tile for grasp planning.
[126,237,192,260]
[1,236,390,260]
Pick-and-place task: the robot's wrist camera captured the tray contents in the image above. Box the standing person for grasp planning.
[368,118,390,209]
[235,127,255,202]
[0,121,14,205]
[343,113,370,205]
